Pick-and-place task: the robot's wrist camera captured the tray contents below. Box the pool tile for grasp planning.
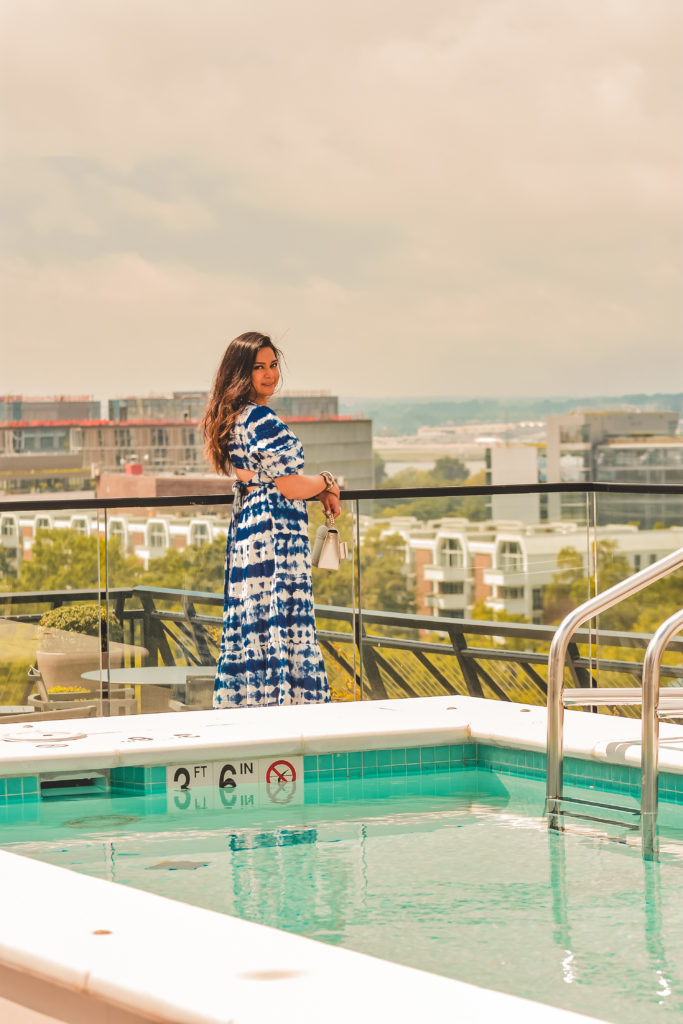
[420,747,435,764]
[362,750,377,770]
[333,753,348,772]
[377,750,392,772]
[348,752,362,770]
[391,748,406,766]
[318,754,333,772]
[406,747,420,764]
[21,776,39,796]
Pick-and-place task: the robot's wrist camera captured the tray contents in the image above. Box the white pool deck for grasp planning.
[2,695,682,1024]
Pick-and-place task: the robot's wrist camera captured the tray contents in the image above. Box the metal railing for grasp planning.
[642,607,683,859]
[3,584,683,710]
[545,547,683,855]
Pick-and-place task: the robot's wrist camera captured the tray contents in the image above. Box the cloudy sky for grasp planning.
[1,0,681,399]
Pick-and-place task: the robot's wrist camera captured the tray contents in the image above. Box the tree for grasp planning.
[373,452,387,485]
[376,466,487,522]
[7,529,142,593]
[143,537,226,594]
[432,456,469,483]
[543,540,683,634]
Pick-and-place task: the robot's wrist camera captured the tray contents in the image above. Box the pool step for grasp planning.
[553,795,641,832]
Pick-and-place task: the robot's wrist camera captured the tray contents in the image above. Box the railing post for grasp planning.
[642,609,683,860]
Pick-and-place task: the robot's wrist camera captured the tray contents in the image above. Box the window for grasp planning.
[109,520,126,545]
[190,522,210,546]
[114,428,133,447]
[35,516,51,532]
[634,554,641,571]
[532,587,543,611]
[440,581,464,595]
[148,522,167,550]
[500,586,525,599]
[498,541,523,572]
[1,516,16,537]
[70,517,89,536]
[439,538,463,568]
[151,428,169,447]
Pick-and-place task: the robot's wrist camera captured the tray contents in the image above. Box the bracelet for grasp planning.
[319,470,337,493]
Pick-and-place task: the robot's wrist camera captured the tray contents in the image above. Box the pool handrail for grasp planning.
[641,607,683,859]
[546,547,683,829]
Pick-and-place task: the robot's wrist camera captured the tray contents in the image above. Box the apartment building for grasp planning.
[370,515,683,623]
[0,392,374,493]
[486,410,683,528]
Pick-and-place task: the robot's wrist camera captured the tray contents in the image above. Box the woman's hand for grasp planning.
[320,491,341,518]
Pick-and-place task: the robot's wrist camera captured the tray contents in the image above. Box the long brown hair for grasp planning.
[201,331,283,474]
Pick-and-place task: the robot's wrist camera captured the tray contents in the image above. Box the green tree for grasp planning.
[373,452,387,485]
[6,529,142,593]
[432,456,469,483]
[144,536,226,594]
[376,466,487,522]
[542,540,683,634]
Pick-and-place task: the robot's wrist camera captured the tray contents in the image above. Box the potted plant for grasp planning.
[35,602,126,694]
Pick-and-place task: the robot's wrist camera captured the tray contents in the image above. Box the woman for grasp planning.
[202,331,340,708]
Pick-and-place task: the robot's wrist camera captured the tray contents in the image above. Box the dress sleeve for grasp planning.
[245,406,302,480]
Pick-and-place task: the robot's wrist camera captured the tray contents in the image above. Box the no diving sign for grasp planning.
[265,759,297,804]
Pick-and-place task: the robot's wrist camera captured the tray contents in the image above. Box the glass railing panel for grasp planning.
[356,487,593,706]
[310,499,357,701]
[588,489,683,704]
[100,499,229,715]
[0,503,108,720]
[99,493,357,714]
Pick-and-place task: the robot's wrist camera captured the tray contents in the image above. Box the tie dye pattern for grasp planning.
[213,403,331,708]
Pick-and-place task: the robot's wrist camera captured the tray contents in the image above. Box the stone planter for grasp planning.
[36,647,125,693]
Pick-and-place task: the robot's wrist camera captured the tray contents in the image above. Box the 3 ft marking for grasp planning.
[173,764,209,790]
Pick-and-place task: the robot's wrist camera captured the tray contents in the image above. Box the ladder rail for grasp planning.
[641,608,683,860]
[546,547,683,829]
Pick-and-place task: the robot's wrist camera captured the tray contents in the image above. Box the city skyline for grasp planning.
[1,1,681,398]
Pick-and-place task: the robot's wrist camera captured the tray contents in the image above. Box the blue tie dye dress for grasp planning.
[213,402,331,708]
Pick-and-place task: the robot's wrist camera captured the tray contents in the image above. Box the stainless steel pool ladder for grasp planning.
[545,548,683,860]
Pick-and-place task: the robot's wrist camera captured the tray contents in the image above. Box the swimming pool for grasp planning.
[2,696,683,1024]
[3,765,683,1022]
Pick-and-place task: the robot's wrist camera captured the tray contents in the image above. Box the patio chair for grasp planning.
[26,664,138,716]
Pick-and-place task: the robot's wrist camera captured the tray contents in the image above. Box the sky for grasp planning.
[1,0,681,399]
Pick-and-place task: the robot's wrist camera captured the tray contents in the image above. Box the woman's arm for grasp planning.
[275,473,339,502]
[233,467,340,515]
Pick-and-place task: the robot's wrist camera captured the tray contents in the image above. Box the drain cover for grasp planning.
[147,860,209,871]
[63,814,142,829]
[1,730,87,743]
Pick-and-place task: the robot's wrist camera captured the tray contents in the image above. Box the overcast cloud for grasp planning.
[1,0,681,398]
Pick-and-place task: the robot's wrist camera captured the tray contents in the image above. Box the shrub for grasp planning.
[38,603,124,649]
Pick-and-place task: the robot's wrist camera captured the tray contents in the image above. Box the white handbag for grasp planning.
[312,513,348,571]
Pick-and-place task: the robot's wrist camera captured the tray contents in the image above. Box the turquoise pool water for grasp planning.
[3,769,683,1023]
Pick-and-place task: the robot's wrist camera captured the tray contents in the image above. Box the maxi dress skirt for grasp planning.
[213,403,331,708]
